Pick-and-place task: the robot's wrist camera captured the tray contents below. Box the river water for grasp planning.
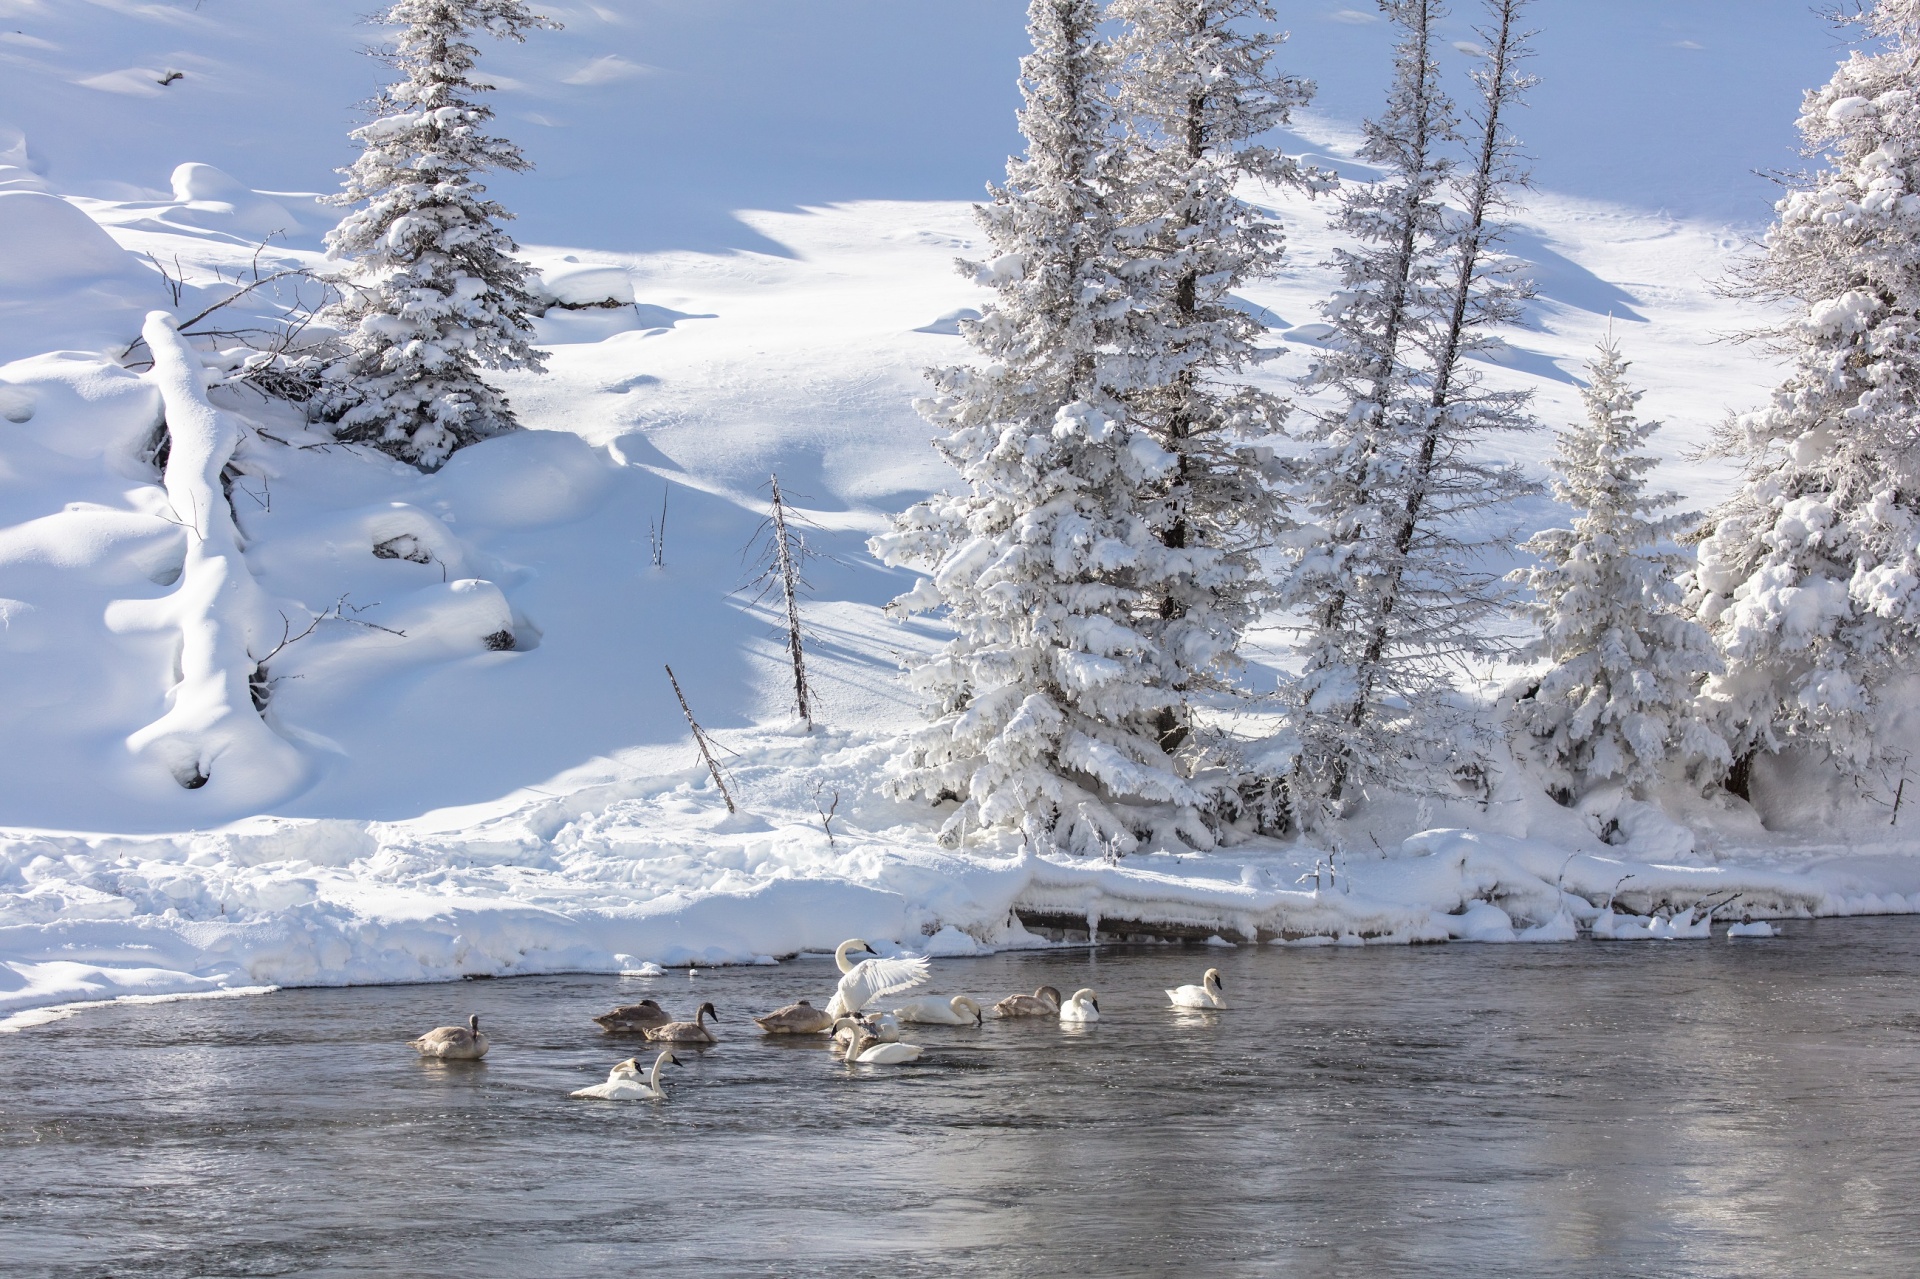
[4,919,1919,1277]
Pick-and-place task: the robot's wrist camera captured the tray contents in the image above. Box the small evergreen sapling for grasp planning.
[1513,340,1727,803]
[318,0,553,471]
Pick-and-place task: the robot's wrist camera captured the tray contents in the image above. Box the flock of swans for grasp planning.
[407,938,1232,1101]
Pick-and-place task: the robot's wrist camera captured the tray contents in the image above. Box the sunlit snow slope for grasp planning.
[0,0,1837,827]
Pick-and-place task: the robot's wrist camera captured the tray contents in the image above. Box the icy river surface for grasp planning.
[4,919,1919,1277]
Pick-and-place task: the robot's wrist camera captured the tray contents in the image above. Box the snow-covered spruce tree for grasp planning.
[1278,0,1539,826]
[1106,0,1317,758]
[1692,0,1920,787]
[317,0,552,471]
[871,0,1212,854]
[1513,339,1727,803]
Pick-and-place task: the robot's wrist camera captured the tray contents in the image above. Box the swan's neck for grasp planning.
[648,1057,666,1091]
[834,940,858,974]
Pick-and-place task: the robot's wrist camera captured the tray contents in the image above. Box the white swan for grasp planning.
[1166,968,1227,1009]
[830,1012,902,1053]
[571,1051,678,1100]
[1059,988,1100,1022]
[892,995,984,1025]
[832,1017,923,1065]
[410,1013,489,1060]
[823,937,929,1017]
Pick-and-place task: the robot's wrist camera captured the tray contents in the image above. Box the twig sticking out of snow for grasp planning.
[813,781,839,847]
[666,665,736,814]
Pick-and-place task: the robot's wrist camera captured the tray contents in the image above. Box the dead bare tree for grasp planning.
[740,473,821,728]
[648,480,670,569]
[666,664,737,813]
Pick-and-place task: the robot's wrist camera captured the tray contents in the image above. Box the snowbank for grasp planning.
[5,726,1915,1021]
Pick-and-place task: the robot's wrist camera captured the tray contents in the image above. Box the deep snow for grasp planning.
[0,1,1914,1019]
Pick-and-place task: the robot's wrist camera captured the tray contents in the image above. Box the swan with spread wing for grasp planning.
[823,938,929,1018]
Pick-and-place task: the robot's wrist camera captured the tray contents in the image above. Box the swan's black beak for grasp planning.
[1092,1000,1100,1012]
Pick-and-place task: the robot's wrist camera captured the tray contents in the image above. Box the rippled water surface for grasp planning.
[5,920,1920,1277]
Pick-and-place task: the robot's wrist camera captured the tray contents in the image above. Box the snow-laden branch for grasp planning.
[113,311,306,799]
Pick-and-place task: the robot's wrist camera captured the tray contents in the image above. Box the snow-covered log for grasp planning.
[112,311,306,801]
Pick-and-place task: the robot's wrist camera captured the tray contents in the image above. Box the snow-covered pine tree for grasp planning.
[1692,0,1920,787]
[317,0,552,471]
[1106,0,1317,756]
[1514,339,1727,803]
[1278,0,1539,827]
[870,0,1213,854]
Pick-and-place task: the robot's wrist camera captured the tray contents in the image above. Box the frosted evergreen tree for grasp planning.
[1106,0,1318,755]
[1513,340,1727,802]
[1692,0,1920,785]
[317,0,552,471]
[1277,0,1539,826]
[871,0,1214,854]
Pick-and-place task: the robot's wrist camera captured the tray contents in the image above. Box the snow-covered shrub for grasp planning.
[315,0,553,471]
[1277,0,1539,827]
[872,0,1212,854]
[1691,0,1920,786]
[1512,340,1727,802]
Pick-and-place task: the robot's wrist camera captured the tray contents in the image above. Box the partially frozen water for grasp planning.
[5,919,1920,1278]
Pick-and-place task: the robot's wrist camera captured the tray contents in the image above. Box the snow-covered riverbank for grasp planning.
[8,723,1916,1023]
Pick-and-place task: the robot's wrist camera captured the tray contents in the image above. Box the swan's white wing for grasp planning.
[826,955,930,1015]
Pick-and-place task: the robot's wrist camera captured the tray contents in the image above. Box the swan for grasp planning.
[829,1012,901,1053]
[570,1051,678,1101]
[892,995,984,1025]
[645,1002,719,1044]
[1059,988,1100,1022]
[753,999,836,1035]
[410,1013,489,1060]
[823,938,930,1018]
[592,998,671,1034]
[1166,967,1227,1009]
[991,985,1062,1018]
[832,1018,924,1065]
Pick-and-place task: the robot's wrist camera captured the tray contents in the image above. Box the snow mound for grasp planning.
[913,307,981,335]
[534,260,635,308]
[0,192,155,360]
[0,191,139,287]
[0,351,159,462]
